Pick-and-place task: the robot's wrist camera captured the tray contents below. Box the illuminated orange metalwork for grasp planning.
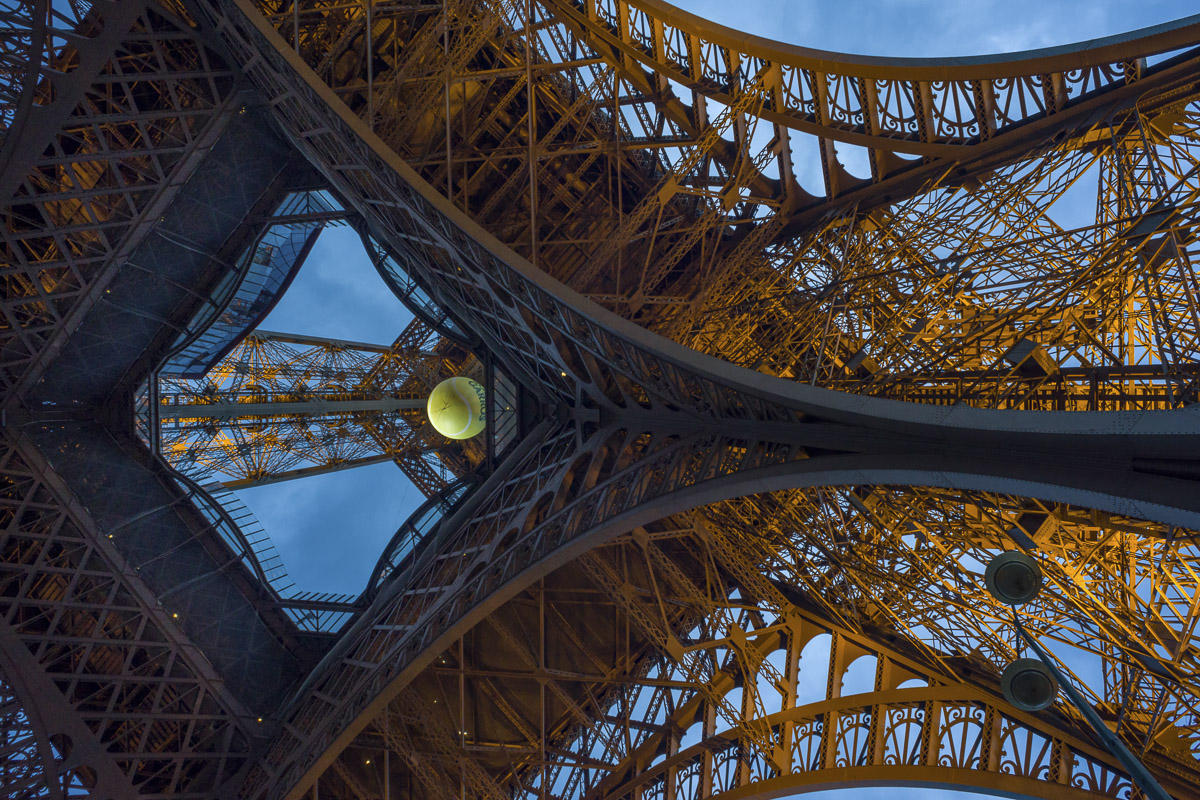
[6,2,1200,800]
[158,320,481,495]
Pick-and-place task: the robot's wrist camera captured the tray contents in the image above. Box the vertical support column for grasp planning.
[614,64,625,293]
[916,80,934,143]
[922,700,942,768]
[1049,740,1072,787]
[812,72,839,199]
[525,0,539,268]
[444,0,453,199]
[860,77,886,182]
[459,635,466,800]
[778,620,801,771]
[827,633,844,702]
[700,702,716,799]
[540,580,547,800]
[867,657,887,767]
[818,633,843,771]
[665,724,678,800]
[974,79,997,140]
[366,0,374,124]
[735,682,752,790]
[981,705,1000,774]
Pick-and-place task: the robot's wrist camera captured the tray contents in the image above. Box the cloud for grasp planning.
[670,0,1189,57]
[259,225,414,344]
[238,461,422,595]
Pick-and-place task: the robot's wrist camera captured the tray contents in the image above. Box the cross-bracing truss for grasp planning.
[157,321,479,494]
[8,2,1200,800]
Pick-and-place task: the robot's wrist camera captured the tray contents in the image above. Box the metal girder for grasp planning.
[664,80,1200,389]
[694,485,1200,768]
[0,0,239,403]
[549,1,1200,154]
[0,619,141,799]
[10,2,1200,800]
[674,106,1200,411]
[176,3,1200,798]
[230,404,1200,799]
[201,0,1200,518]
[326,525,1198,800]
[252,0,794,323]
[0,6,316,796]
[0,659,94,799]
[157,321,478,494]
[572,534,1174,800]
[243,0,1200,338]
[0,431,257,798]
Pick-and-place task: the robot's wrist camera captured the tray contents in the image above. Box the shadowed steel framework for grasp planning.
[7,1,1200,799]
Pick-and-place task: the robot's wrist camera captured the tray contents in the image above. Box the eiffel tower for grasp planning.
[6,1,1200,798]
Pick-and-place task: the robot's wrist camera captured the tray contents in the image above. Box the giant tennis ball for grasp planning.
[426,377,487,440]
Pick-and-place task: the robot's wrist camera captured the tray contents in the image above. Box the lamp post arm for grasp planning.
[1013,618,1173,800]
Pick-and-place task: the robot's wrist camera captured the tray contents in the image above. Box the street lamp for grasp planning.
[984,550,1042,606]
[983,550,1173,800]
[999,657,1057,712]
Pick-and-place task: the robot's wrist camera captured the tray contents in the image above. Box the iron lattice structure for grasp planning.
[7,1,1200,800]
[156,322,479,494]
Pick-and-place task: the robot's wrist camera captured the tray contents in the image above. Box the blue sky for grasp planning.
[234,3,1195,796]
[674,0,1194,56]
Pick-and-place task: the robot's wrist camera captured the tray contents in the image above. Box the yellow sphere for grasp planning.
[426,377,487,440]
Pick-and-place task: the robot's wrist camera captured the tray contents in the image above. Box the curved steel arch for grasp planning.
[595,689,1137,800]
[546,0,1200,153]
[560,533,1198,800]
[181,3,1200,797]
[537,0,1200,220]
[235,412,1200,800]
[342,529,1190,800]
[237,0,1200,399]
[617,0,1200,77]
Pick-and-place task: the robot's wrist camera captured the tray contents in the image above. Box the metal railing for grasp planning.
[364,477,476,600]
[165,189,343,377]
[168,462,359,633]
[361,230,475,345]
